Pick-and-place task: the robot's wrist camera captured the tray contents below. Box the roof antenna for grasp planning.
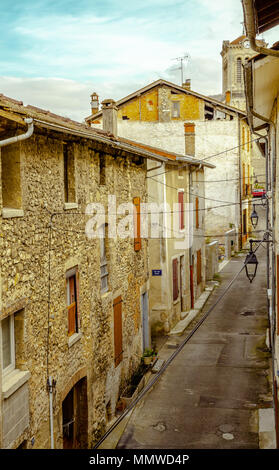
[171,54,190,85]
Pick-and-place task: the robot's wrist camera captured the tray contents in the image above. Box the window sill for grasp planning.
[2,208,24,219]
[2,369,31,399]
[68,331,82,348]
[64,202,78,210]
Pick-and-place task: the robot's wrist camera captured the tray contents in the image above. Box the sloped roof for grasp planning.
[230,35,246,45]
[0,93,214,168]
[254,0,279,33]
[85,78,247,122]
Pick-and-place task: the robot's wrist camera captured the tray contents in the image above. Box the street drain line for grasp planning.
[93,243,265,449]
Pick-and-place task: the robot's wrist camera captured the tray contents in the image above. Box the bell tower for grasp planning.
[221,35,267,111]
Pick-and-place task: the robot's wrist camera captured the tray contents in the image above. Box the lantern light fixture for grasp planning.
[244,246,258,283]
[250,204,259,228]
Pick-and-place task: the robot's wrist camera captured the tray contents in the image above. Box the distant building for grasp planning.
[86,80,253,251]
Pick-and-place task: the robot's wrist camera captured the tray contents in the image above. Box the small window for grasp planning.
[2,315,15,375]
[99,153,106,185]
[172,101,180,118]
[178,191,185,230]
[172,258,179,302]
[195,197,199,229]
[1,309,24,376]
[66,268,79,336]
[237,58,242,83]
[63,144,76,203]
[100,224,109,292]
[1,143,22,209]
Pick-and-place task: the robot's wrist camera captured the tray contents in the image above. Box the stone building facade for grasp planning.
[86,79,252,250]
[89,95,215,336]
[0,95,169,449]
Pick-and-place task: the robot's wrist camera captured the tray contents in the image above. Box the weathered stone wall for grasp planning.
[0,129,148,448]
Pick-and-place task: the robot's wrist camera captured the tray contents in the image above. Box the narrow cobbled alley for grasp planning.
[117,219,274,449]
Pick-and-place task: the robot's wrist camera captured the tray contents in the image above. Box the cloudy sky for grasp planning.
[0,0,278,121]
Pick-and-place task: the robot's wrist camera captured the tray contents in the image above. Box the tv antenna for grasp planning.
[171,54,190,85]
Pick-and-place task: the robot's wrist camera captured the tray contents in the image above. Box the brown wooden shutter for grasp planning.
[172,258,178,301]
[197,249,202,285]
[113,296,123,367]
[133,197,141,252]
[75,269,81,330]
[68,303,76,336]
[178,191,184,230]
[195,197,199,229]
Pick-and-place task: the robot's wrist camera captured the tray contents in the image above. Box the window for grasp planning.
[63,144,76,203]
[100,224,109,292]
[242,163,246,196]
[237,58,242,83]
[66,268,80,336]
[1,143,22,209]
[113,296,123,367]
[197,250,202,285]
[1,309,24,375]
[195,197,199,229]
[2,315,15,375]
[178,191,185,230]
[99,153,106,185]
[133,197,141,251]
[171,101,180,118]
[172,258,179,302]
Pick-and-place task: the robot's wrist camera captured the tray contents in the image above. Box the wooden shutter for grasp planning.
[197,249,202,285]
[113,296,123,367]
[133,197,141,252]
[178,191,184,230]
[67,273,78,336]
[195,197,199,229]
[172,258,178,301]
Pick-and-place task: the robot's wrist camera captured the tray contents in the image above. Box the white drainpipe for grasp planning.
[0,118,34,147]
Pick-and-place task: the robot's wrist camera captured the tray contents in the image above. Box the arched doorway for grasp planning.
[62,377,88,449]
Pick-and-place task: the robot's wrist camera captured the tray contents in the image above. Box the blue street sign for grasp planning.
[152,269,162,276]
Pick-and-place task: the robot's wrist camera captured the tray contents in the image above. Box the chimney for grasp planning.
[101,99,118,136]
[182,79,191,90]
[90,92,99,115]
[184,122,195,156]
[225,90,231,105]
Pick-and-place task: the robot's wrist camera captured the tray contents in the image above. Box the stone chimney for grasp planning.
[101,99,118,136]
[182,79,191,90]
[184,122,195,156]
[90,92,99,115]
[225,90,231,105]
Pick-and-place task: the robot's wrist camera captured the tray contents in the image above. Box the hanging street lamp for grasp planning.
[250,204,259,228]
[245,245,259,283]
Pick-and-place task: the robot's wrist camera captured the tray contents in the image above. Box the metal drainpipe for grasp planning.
[0,118,34,147]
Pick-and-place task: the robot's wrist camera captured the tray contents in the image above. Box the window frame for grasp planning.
[1,314,15,376]
[171,101,180,118]
[66,268,79,337]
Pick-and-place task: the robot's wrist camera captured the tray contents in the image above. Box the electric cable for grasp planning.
[146,137,261,179]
